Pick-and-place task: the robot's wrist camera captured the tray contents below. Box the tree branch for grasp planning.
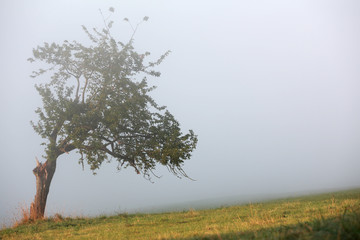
[75,77,80,101]
[82,76,89,103]
[50,118,65,140]
[57,143,76,156]
[101,145,140,174]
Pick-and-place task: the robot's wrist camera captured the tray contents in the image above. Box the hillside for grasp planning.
[1,189,359,239]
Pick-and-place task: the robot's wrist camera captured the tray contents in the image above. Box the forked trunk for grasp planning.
[30,158,57,220]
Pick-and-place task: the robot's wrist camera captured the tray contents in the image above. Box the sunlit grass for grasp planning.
[1,189,359,239]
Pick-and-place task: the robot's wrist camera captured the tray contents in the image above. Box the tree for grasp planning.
[27,10,198,220]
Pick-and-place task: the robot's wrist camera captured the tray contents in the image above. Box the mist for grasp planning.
[1,0,360,226]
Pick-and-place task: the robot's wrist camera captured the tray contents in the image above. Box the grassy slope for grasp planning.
[1,189,359,240]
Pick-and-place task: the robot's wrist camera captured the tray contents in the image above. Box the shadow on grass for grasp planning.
[170,208,360,240]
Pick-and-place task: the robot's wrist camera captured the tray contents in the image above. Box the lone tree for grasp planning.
[28,10,197,220]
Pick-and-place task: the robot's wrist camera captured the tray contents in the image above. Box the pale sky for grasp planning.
[1,0,360,226]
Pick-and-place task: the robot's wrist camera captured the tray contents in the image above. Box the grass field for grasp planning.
[1,189,359,239]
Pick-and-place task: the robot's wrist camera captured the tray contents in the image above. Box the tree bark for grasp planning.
[30,158,57,220]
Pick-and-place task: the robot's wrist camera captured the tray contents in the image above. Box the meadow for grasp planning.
[1,188,359,239]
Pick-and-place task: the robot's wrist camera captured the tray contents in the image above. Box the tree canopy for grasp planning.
[28,12,198,180]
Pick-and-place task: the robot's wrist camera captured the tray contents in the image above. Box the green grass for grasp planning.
[1,189,360,239]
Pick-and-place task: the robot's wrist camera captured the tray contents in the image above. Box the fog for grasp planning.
[1,0,360,226]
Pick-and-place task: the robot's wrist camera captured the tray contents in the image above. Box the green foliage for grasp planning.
[2,189,360,239]
[29,9,197,178]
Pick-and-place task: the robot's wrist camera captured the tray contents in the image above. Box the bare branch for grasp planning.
[99,8,112,38]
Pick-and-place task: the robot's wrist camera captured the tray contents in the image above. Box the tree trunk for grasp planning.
[30,158,57,220]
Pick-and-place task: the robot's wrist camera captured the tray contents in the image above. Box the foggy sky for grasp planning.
[1,0,360,226]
